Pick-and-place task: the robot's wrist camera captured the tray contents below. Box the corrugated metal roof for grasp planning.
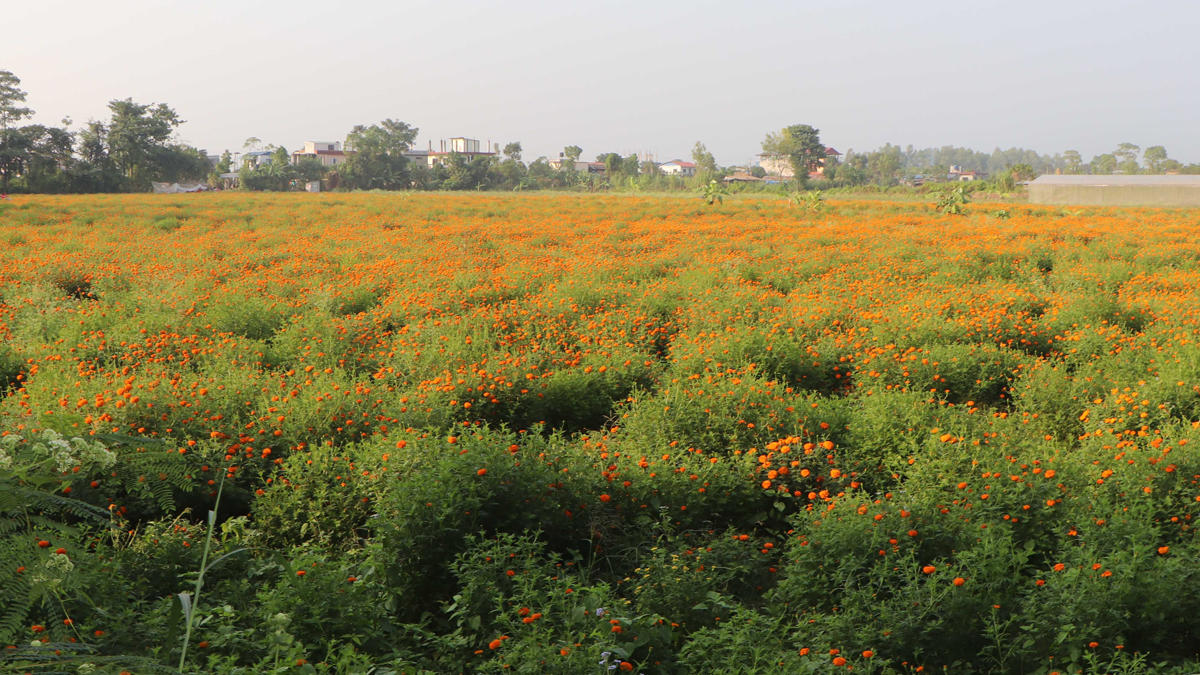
[1030,175,1200,187]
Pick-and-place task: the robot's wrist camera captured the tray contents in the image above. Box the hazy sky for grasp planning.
[6,0,1199,166]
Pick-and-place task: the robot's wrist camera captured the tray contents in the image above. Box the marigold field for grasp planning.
[4,193,1200,675]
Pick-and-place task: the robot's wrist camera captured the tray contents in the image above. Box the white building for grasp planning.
[243,151,274,168]
[659,160,697,177]
[291,141,349,167]
[427,137,497,167]
[548,154,592,171]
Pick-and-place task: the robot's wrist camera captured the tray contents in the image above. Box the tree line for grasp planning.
[0,71,211,193]
[3,67,1198,195]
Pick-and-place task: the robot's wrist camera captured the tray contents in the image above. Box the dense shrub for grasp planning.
[3,194,1200,675]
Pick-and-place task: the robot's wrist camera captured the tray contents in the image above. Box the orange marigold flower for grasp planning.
[922,565,936,574]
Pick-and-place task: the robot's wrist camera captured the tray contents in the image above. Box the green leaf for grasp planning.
[164,594,183,663]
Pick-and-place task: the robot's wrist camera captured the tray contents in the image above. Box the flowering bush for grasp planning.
[2,193,1200,674]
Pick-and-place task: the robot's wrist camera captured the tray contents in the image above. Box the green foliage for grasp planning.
[5,196,1200,674]
[936,185,971,214]
[789,189,827,213]
[699,180,727,205]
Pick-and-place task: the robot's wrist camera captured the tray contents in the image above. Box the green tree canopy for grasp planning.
[1143,146,1169,174]
[340,119,419,191]
[1091,153,1117,175]
[1114,142,1140,174]
[105,98,185,184]
[0,70,33,130]
[1062,150,1083,174]
[346,119,418,156]
[691,142,717,176]
[762,124,824,181]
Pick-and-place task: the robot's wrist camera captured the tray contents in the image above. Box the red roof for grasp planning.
[825,147,841,155]
[665,160,696,168]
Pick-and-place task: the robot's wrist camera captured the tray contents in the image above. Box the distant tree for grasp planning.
[1091,153,1117,175]
[216,150,232,174]
[1143,146,1169,174]
[749,165,766,178]
[347,119,417,156]
[443,152,492,191]
[0,70,58,193]
[0,125,35,193]
[1009,163,1036,181]
[293,157,325,182]
[640,159,660,176]
[105,99,185,185]
[20,125,75,192]
[691,141,717,176]
[243,137,261,152]
[1113,142,1140,174]
[1062,150,1083,174]
[563,145,582,162]
[762,124,824,186]
[340,119,419,190]
[0,70,33,130]
[864,144,903,185]
[527,157,554,186]
[494,144,527,189]
[595,152,618,174]
[622,154,640,176]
